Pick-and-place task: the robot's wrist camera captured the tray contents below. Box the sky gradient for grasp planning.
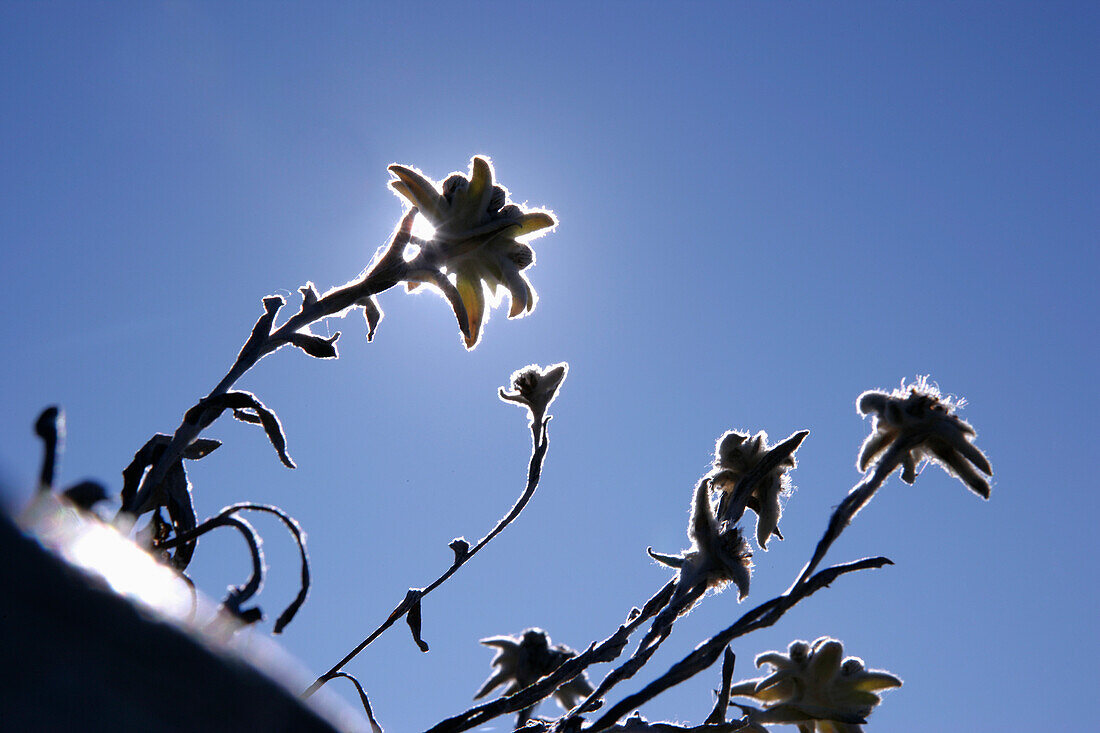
[1,3,1097,731]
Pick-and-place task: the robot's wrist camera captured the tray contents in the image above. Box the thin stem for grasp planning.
[791,440,909,589]
[587,557,892,732]
[122,213,416,520]
[303,416,553,699]
[425,581,678,733]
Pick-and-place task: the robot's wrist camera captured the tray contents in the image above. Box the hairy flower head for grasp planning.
[857,377,993,498]
[708,430,799,550]
[730,637,901,732]
[499,362,568,425]
[389,156,555,349]
[648,479,753,601]
[474,629,594,719]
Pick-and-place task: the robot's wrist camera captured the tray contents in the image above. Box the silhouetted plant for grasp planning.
[13,156,994,733]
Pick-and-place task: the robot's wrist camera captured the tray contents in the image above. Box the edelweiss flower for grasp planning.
[708,430,798,550]
[474,629,594,720]
[857,377,993,498]
[648,479,753,601]
[389,156,556,349]
[499,362,568,424]
[730,637,901,733]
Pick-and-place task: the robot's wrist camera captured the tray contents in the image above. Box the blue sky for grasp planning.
[1,2,1097,731]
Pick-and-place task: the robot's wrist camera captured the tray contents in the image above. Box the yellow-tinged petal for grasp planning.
[808,640,844,685]
[388,165,447,225]
[849,672,902,692]
[729,679,767,698]
[455,156,494,224]
[455,271,486,349]
[504,267,534,318]
[831,690,882,708]
[504,212,556,239]
[756,652,798,671]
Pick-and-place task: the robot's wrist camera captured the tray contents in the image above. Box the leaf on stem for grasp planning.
[360,296,383,342]
[286,330,341,359]
[705,647,736,725]
[186,391,296,468]
[326,673,384,733]
[164,461,198,570]
[449,537,471,565]
[405,590,429,652]
[220,503,311,635]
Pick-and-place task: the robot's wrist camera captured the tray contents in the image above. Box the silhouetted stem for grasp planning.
[122,214,417,521]
[160,514,264,609]
[316,673,384,733]
[587,557,892,732]
[303,416,554,699]
[791,440,910,589]
[425,581,677,733]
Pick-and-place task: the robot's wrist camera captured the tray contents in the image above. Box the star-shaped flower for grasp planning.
[499,362,568,425]
[729,637,902,733]
[857,377,993,498]
[648,478,753,601]
[474,629,594,725]
[707,430,799,550]
[389,156,556,349]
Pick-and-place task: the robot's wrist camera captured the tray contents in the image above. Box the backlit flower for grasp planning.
[857,377,993,498]
[730,637,901,732]
[708,430,798,550]
[389,156,556,349]
[474,629,594,724]
[499,362,568,424]
[648,478,753,601]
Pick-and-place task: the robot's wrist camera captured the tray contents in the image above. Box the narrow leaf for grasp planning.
[705,647,736,725]
[327,673,384,733]
[183,438,221,460]
[164,461,198,571]
[404,590,429,652]
[192,391,295,468]
[287,331,340,359]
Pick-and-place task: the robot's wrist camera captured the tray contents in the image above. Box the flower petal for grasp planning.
[389,165,446,225]
[807,640,844,685]
[503,266,534,318]
[952,433,993,476]
[857,429,893,472]
[455,156,494,224]
[455,271,486,350]
[929,444,992,499]
[849,671,903,692]
[755,652,797,671]
[504,211,556,239]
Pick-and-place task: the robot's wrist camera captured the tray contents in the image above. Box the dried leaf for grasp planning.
[183,438,221,460]
[164,461,197,570]
[404,590,429,652]
[221,503,311,635]
[705,647,736,724]
[449,537,470,565]
[327,673,384,733]
[187,391,295,468]
[360,296,383,342]
[287,331,340,359]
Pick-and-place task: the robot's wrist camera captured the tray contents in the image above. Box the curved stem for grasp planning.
[303,417,553,698]
[121,246,410,520]
[587,557,892,732]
